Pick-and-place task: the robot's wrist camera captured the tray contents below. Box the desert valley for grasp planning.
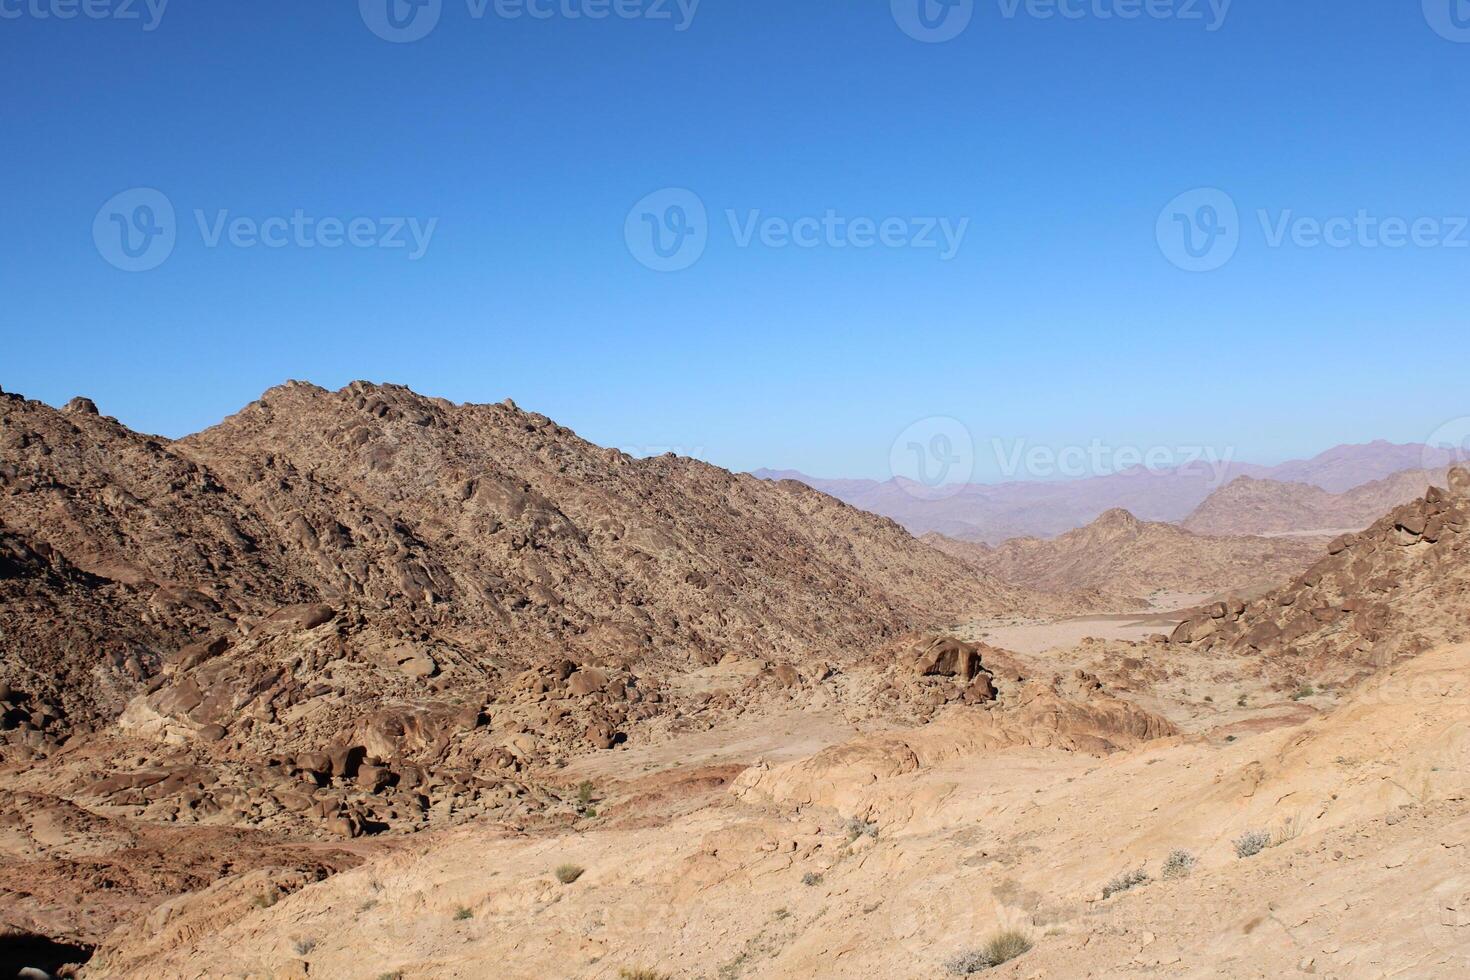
[1,381,1468,978]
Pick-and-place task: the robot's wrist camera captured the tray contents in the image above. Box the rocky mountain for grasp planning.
[754,465,1260,544]
[924,508,1327,599]
[1267,439,1459,493]
[0,381,1053,955]
[1170,468,1470,684]
[0,381,1029,727]
[756,439,1456,542]
[1181,468,1447,537]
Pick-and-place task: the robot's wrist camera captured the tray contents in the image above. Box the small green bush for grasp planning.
[801,871,823,886]
[454,906,473,920]
[555,863,585,884]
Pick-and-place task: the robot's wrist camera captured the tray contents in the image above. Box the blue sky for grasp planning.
[3,0,1469,481]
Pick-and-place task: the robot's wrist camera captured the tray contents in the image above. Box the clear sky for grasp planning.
[3,0,1469,482]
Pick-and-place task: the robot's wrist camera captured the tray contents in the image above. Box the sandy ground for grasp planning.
[88,636,1470,979]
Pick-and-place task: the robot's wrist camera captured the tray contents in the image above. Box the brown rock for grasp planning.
[567,668,609,697]
[915,638,985,682]
[329,745,367,780]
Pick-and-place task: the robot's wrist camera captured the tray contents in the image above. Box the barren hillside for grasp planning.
[0,381,1047,963]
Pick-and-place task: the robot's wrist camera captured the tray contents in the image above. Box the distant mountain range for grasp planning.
[923,508,1326,598]
[754,440,1463,543]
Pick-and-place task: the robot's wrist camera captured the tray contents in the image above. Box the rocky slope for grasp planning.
[1171,468,1470,687]
[924,509,1325,599]
[0,381,1052,964]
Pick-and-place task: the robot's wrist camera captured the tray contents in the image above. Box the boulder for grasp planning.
[772,665,801,688]
[567,668,609,697]
[1243,620,1284,650]
[1449,467,1470,497]
[1397,511,1427,536]
[915,639,985,682]
[262,603,337,633]
[171,636,230,671]
[962,673,998,703]
[329,744,367,780]
[63,396,100,415]
[585,723,617,749]
[357,764,392,794]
